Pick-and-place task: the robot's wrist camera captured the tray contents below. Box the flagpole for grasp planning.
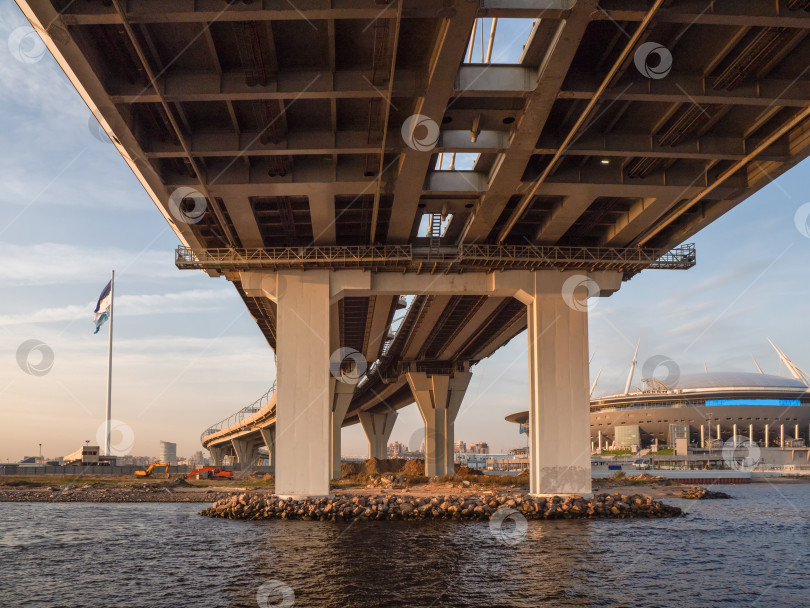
[105,269,114,457]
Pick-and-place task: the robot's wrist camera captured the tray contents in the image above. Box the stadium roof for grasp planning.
[663,372,807,392]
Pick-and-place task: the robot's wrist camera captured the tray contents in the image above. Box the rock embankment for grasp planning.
[200,492,682,521]
[679,486,732,499]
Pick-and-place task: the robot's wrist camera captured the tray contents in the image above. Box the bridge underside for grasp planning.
[18,0,810,496]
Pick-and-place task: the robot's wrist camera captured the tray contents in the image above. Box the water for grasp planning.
[1,484,808,607]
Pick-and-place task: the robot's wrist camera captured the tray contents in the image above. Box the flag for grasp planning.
[93,280,112,334]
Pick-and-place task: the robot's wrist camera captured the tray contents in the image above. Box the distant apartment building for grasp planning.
[115,454,151,466]
[387,441,407,459]
[454,441,489,454]
[159,441,177,464]
[387,441,424,459]
[190,450,208,466]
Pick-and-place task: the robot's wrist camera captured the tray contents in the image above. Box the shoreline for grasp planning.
[0,472,803,504]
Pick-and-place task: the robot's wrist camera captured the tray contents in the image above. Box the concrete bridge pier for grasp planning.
[407,370,472,477]
[209,445,226,467]
[231,437,258,469]
[259,427,276,472]
[274,270,332,498]
[359,411,398,460]
[526,271,620,497]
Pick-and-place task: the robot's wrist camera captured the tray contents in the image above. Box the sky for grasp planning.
[1,3,809,461]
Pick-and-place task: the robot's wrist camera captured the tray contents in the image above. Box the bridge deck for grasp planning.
[18,0,810,494]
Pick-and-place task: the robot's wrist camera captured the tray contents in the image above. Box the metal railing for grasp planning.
[176,243,696,273]
[200,383,276,443]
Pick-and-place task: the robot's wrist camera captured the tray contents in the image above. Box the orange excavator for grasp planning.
[185,467,233,480]
[135,463,170,477]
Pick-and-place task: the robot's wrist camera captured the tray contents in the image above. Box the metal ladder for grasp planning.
[428,214,442,255]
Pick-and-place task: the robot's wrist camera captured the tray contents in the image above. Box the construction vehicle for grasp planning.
[134,463,170,477]
[185,467,233,480]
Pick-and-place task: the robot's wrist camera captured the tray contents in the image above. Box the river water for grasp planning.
[1,483,808,607]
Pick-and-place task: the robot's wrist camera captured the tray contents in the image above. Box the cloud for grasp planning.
[0,4,88,118]
[0,242,185,286]
[0,289,235,326]
[0,4,150,217]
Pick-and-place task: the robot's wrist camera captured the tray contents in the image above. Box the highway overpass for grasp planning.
[16,0,810,497]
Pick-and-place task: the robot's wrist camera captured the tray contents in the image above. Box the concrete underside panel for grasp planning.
[275,270,332,497]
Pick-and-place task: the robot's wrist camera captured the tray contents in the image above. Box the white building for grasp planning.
[63,445,100,466]
[159,441,177,464]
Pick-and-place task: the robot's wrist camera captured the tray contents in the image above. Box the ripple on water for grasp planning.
[0,484,808,607]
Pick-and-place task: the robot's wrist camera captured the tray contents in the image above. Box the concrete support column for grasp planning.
[716,424,721,441]
[765,424,770,447]
[749,424,754,446]
[795,424,800,442]
[259,427,276,471]
[275,270,332,497]
[231,438,256,469]
[330,379,355,480]
[208,445,225,467]
[527,271,591,497]
[700,425,705,448]
[407,370,472,477]
[598,431,602,451]
[733,424,738,445]
[781,424,785,447]
[359,411,398,460]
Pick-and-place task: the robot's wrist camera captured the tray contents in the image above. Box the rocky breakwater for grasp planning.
[679,485,732,499]
[200,491,683,521]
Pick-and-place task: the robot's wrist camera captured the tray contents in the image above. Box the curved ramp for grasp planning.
[202,385,277,469]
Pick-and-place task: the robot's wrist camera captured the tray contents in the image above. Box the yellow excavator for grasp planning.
[134,463,171,477]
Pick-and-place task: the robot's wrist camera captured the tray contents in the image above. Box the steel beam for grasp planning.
[559,74,810,108]
[176,243,697,273]
[109,69,423,104]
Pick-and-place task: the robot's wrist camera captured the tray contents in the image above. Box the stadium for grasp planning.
[506,342,810,449]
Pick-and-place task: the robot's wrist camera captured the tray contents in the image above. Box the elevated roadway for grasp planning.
[17,0,810,496]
